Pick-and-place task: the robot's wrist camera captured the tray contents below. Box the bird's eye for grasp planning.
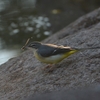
[28,43,35,47]
[28,42,40,49]
[31,44,36,47]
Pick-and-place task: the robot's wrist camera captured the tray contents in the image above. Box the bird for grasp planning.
[26,41,98,64]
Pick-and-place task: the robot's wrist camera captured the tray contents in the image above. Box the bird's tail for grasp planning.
[73,47,100,51]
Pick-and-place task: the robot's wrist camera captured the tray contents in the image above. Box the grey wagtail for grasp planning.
[26,41,100,64]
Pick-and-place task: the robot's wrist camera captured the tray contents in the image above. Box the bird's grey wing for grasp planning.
[52,48,72,55]
[38,45,72,57]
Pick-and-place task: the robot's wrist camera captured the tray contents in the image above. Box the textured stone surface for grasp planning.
[0,8,100,100]
[25,85,100,100]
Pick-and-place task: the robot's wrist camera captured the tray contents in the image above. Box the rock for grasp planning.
[25,85,100,100]
[0,8,100,100]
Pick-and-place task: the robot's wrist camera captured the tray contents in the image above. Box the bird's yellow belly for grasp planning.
[34,50,78,64]
[35,53,64,64]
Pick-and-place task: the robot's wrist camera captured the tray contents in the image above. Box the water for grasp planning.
[0,49,20,65]
[0,0,100,65]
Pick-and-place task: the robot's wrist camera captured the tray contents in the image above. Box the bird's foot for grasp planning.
[43,64,56,72]
[44,64,52,69]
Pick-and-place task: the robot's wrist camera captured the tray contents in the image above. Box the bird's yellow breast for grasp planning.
[33,50,78,64]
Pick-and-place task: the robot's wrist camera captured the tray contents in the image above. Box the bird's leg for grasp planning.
[43,64,57,72]
[43,64,52,69]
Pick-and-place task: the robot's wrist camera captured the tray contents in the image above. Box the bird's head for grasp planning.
[27,41,41,50]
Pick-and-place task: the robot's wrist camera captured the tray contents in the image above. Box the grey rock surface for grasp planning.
[0,8,100,100]
[25,85,100,100]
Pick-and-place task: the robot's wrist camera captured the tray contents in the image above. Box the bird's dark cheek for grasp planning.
[35,48,38,50]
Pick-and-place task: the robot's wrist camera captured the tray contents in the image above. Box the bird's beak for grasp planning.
[21,45,31,50]
[25,46,32,50]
